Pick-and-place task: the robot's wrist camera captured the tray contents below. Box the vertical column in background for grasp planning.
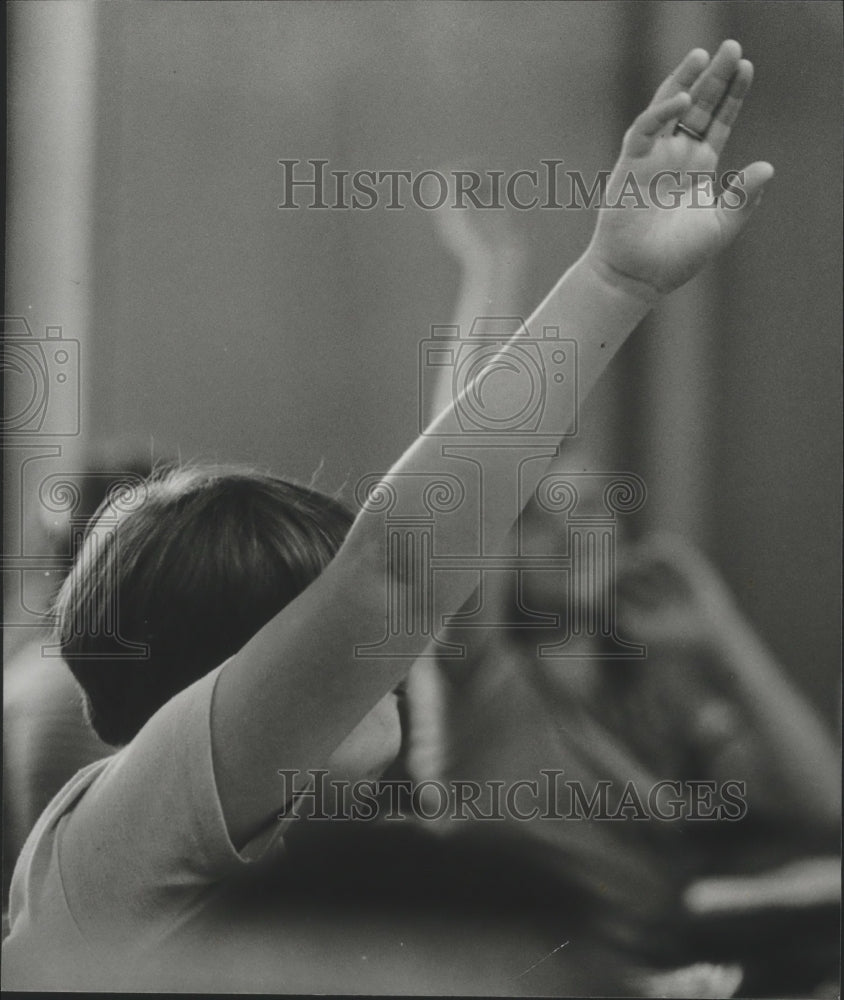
[638,1,724,547]
[3,2,98,648]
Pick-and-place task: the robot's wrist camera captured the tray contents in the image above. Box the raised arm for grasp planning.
[212,41,774,847]
[428,173,530,422]
[618,533,840,829]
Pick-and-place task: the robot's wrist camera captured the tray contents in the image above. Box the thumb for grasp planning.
[717,160,775,243]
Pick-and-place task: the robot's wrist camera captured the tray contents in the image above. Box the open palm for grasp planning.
[588,42,774,299]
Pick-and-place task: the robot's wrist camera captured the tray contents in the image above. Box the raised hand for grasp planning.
[432,166,528,272]
[586,41,774,301]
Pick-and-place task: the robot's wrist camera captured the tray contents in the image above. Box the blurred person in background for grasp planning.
[405,90,839,997]
[2,446,155,916]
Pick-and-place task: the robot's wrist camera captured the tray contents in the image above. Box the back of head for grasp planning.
[56,465,353,746]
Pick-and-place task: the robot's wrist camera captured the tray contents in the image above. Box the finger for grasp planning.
[652,47,710,103]
[706,59,754,156]
[625,92,691,156]
[718,160,775,244]
[679,39,743,138]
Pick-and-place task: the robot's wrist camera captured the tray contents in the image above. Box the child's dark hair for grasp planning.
[55,465,354,746]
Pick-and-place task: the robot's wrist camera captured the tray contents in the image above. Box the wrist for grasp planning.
[580,246,663,309]
[526,249,656,402]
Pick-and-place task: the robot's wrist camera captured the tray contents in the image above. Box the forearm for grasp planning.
[430,264,496,422]
[707,609,840,826]
[365,252,652,562]
[429,255,526,422]
[339,252,655,650]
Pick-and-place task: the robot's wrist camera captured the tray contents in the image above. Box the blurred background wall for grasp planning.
[5,1,841,717]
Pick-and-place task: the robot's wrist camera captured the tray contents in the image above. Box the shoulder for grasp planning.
[3,756,113,986]
[8,754,115,896]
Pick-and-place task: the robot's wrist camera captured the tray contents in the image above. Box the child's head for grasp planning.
[56,465,353,746]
